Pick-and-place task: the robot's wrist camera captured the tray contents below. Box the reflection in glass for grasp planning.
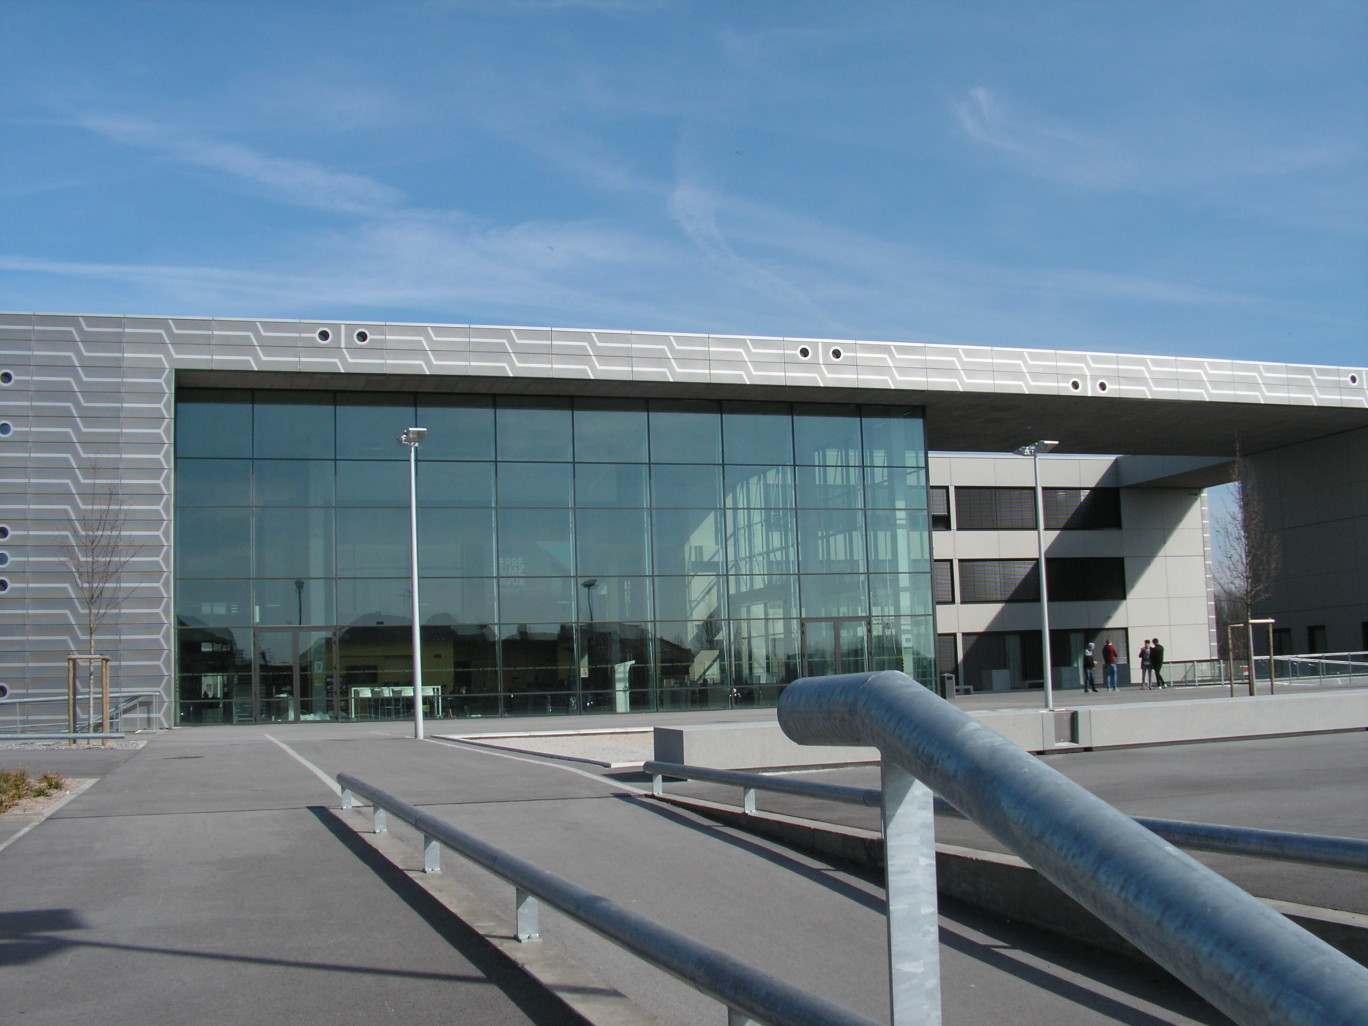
[867,509,930,573]
[727,574,799,620]
[336,396,415,459]
[725,508,797,575]
[649,400,721,464]
[796,464,864,509]
[576,576,652,622]
[337,461,408,505]
[337,508,409,577]
[575,464,648,507]
[337,578,410,626]
[872,615,935,680]
[419,508,495,576]
[797,509,867,573]
[418,398,495,461]
[497,509,573,577]
[500,623,576,709]
[176,579,252,627]
[574,400,647,463]
[864,466,928,509]
[725,466,794,510]
[497,400,572,462]
[419,462,494,507]
[176,391,252,458]
[793,404,862,467]
[176,459,251,506]
[723,402,793,465]
[582,622,653,711]
[255,460,335,507]
[870,574,934,618]
[421,578,497,624]
[861,407,925,468]
[576,509,649,576]
[499,576,574,624]
[653,575,723,623]
[652,509,723,576]
[652,464,722,508]
[498,463,573,507]
[255,578,335,626]
[730,618,799,699]
[253,392,335,459]
[176,625,252,723]
[798,574,869,618]
[177,508,252,578]
[656,619,729,709]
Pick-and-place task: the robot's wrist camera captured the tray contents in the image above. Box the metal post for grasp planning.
[881,761,942,1026]
[399,427,427,741]
[515,888,540,941]
[743,786,756,815]
[373,806,387,834]
[1015,441,1058,710]
[422,834,441,874]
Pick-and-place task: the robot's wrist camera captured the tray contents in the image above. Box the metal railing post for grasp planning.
[743,786,756,815]
[881,762,941,1026]
[341,786,353,810]
[515,888,540,942]
[373,807,387,834]
[422,834,441,873]
[652,771,663,797]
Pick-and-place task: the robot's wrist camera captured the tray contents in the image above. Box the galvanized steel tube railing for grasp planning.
[646,761,1368,872]
[778,670,1368,1026]
[336,772,878,1026]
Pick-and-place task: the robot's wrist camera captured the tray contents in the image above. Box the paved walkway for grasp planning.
[1,687,1363,1025]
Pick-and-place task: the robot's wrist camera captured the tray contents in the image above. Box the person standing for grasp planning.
[1082,643,1099,692]
[1102,638,1119,691]
[1151,638,1166,688]
[1139,639,1153,688]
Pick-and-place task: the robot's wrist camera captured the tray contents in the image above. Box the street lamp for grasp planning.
[399,426,427,740]
[1014,440,1059,711]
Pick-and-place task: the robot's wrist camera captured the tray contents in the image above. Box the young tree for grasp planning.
[1212,455,1282,683]
[63,468,142,729]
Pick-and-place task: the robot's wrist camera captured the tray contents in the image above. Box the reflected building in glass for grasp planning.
[175,391,932,723]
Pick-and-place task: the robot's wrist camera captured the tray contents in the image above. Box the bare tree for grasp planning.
[63,468,142,725]
[1212,454,1282,670]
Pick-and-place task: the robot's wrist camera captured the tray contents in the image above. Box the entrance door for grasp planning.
[800,618,871,678]
[255,629,337,723]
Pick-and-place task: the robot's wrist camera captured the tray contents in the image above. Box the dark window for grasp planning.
[1044,488,1122,530]
[1273,628,1292,656]
[929,486,951,530]
[935,633,958,683]
[958,559,1039,603]
[954,487,1036,530]
[1307,625,1327,653]
[932,560,955,604]
[1046,557,1126,602]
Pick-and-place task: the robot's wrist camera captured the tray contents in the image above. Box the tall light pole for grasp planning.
[399,427,427,740]
[1015,440,1059,711]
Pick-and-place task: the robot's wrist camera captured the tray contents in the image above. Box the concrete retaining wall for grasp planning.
[653,690,1368,767]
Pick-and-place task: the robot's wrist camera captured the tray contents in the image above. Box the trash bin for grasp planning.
[941,672,957,698]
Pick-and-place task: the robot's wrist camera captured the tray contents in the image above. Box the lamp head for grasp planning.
[399,426,427,447]
[1014,439,1059,457]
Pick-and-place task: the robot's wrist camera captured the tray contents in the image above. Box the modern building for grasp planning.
[0,313,1363,730]
[928,454,1212,693]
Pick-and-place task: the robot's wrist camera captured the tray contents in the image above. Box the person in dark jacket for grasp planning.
[1082,643,1099,692]
[1151,638,1166,688]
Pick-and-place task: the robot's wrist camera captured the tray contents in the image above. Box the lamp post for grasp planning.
[399,426,427,740]
[1014,440,1059,711]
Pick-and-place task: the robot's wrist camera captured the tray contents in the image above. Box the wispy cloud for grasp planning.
[78,115,406,215]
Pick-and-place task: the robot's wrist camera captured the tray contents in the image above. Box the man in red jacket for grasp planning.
[1102,638,1119,691]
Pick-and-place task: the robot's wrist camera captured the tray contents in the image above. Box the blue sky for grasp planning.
[1,1,1364,366]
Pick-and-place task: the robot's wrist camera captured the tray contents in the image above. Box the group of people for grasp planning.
[1081,637,1164,692]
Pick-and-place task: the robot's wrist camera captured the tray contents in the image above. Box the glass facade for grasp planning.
[174,389,932,724]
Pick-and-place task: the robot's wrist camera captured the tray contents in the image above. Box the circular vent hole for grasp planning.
[0,526,8,540]
[1352,373,1360,385]
[830,348,843,360]
[1070,380,1081,391]
[0,423,12,436]
[0,580,9,593]
[1098,380,1108,392]
[316,328,332,343]
[0,371,12,385]
[355,330,370,344]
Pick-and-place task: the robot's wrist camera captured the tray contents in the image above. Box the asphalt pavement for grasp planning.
[1,687,1363,1026]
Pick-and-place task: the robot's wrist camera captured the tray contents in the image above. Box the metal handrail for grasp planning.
[336,772,877,1026]
[779,670,1368,1026]
[645,760,1368,872]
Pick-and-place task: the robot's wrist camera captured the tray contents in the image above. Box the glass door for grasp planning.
[255,629,338,722]
[800,618,871,678]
